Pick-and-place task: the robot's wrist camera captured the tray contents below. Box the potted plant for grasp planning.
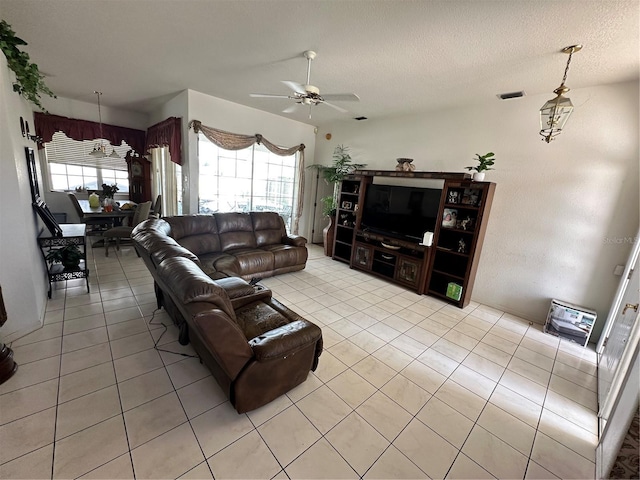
[101,183,119,199]
[45,245,83,270]
[466,152,495,181]
[309,145,366,255]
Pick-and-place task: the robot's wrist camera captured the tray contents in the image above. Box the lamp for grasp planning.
[539,45,582,143]
[89,91,121,158]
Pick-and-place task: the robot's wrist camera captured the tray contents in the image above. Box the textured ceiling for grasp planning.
[1,0,638,126]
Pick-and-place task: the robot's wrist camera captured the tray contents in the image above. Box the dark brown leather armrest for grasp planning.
[214,277,273,308]
[283,235,307,247]
[214,277,256,298]
[248,320,322,361]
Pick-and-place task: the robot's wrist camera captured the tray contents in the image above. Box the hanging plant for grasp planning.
[0,20,56,111]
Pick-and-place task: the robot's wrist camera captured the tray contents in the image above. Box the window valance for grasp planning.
[189,120,306,234]
[189,120,305,156]
[33,113,146,156]
[145,117,183,165]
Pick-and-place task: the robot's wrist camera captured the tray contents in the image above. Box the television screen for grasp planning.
[361,184,442,241]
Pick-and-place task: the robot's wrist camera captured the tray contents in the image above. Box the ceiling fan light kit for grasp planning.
[539,44,582,143]
[250,50,359,119]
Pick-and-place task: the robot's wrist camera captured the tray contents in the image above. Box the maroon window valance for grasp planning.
[145,117,182,165]
[33,112,146,156]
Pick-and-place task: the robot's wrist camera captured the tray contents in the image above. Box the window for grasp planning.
[43,132,132,193]
[198,134,297,231]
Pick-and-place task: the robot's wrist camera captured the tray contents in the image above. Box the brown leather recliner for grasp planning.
[156,256,323,413]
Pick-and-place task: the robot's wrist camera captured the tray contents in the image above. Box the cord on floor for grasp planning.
[147,308,199,359]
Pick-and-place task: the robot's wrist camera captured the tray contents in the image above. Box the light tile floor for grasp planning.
[0,244,599,479]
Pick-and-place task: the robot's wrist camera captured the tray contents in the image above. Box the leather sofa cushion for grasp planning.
[165,216,221,255]
[216,213,257,251]
[214,249,275,277]
[198,252,235,276]
[158,257,235,320]
[251,212,285,247]
[235,301,291,340]
[261,245,308,269]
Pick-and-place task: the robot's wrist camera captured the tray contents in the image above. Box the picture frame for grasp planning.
[341,201,353,210]
[442,208,458,228]
[25,146,40,203]
[461,188,480,206]
[33,197,63,237]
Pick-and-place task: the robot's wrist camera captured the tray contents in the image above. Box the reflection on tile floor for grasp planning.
[0,244,599,479]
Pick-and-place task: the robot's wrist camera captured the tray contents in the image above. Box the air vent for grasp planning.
[353,116,368,121]
[497,91,526,100]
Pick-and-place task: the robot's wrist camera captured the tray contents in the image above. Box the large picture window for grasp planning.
[198,134,297,231]
[43,132,132,193]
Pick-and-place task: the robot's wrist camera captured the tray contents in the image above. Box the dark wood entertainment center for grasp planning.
[332,170,495,308]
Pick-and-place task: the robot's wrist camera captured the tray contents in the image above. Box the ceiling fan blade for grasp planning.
[282,81,306,95]
[250,93,292,99]
[282,104,301,114]
[321,101,348,113]
[321,93,360,102]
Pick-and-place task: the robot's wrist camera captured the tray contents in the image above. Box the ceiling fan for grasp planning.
[250,50,360,118]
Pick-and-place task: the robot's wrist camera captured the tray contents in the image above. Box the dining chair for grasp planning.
[67,193,113,237]
[103,201,152,256]
[150,194,162,218]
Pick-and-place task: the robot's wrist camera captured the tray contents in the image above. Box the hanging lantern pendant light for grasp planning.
[89,91,120,158]
[539,45,582,143]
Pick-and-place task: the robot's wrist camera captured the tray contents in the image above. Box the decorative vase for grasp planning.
[89,192,100,208]
[473,172,486,181]
[323,215,336,257]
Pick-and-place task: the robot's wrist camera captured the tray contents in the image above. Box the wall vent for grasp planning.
[497,91,526,100]
[353,116,368,121]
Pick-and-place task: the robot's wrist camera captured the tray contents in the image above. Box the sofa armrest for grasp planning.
[214,277,273,309]
[248,320,322,361]
[283,234,307,247]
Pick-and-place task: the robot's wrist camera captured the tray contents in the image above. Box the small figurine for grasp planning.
[448,191,459,204]
[460,216,473,231]
[458,238,466,253]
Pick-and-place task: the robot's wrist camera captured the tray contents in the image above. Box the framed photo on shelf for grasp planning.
[461,188,480,206]
[341,201,353,210]
[447,190,460,204]
[442,208,458,228]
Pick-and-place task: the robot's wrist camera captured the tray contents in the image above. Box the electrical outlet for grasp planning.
[614,264,625,276]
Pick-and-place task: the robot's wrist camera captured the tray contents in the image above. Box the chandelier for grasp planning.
[89,91,120,158]
[539,45,582,143]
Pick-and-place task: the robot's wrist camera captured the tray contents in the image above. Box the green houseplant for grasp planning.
[45,245,83,270]
[309,145,366,255]
[466,152,495,181]
[101,183,119,199]
[310,145,366,216]
[0,20,56,111]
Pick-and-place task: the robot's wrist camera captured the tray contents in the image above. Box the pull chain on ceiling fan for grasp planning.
[250,50,359,119]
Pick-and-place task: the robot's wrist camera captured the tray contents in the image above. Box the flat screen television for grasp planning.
[361,184,442,241]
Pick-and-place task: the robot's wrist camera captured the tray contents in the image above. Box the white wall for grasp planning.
[315,81,639,342]
[184,90,317,236]
[0,55,49,341]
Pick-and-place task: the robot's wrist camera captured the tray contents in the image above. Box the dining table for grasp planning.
[77,199,136,221]
[78,199,136,246]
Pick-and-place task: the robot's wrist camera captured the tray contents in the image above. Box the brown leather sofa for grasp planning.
[132,212,308,280]
[131,212,321,412]
[155,256,322,413]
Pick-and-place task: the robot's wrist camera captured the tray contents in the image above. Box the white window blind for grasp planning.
[44,131,131,171]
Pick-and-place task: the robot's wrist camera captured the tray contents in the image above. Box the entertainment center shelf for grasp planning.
[331,170,495,308]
